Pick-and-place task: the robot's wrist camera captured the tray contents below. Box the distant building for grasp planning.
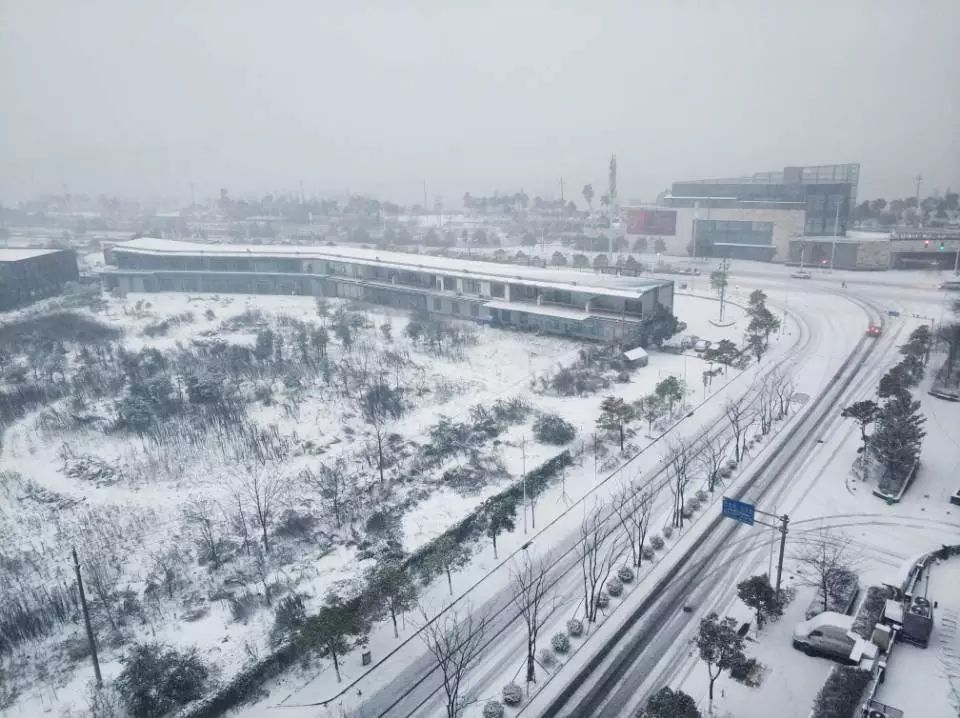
[102,238,674,343]
[624,163,860,263]
[0,248,79,310]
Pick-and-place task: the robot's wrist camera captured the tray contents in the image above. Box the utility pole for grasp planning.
[521,437,528,535]
[915,173,923,209]
[73,547,102,687]
[422,180,428,212]
[721,499,789,603]
[775,514,789,603]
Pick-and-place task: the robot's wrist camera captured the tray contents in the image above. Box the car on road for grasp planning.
[940,280,960,291]
[790,270,812,279]
[867,324,882,337]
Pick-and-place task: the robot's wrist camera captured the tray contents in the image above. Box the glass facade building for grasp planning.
[693,219,775,260]
[669,163,859,236]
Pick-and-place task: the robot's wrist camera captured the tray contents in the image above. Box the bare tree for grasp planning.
[698,434,729,493]
[238,466,287,554]
[666,439,692,528]
[579,502,624,623]
[183,498,225,569]
[419,606,490,718]
[794,529,854,614]
[511,554,551,686]
[361,382,404,483]
[724,397,754,463]
[758,376,776,435]
[773,373,796,418]
[86,554,123,635]
[253,546,272,606]
[612,479,657,568]
[302,459,351,530]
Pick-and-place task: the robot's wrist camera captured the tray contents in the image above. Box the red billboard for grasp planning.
[624,208,677,236]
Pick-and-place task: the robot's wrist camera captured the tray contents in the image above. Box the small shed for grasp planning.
[623,346,649,368]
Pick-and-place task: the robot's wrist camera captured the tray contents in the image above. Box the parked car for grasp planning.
[792,612,877,664]
[694,339,712,352]
[791,270,812,279]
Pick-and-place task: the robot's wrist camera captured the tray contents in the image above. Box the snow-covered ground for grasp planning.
[0,286,753,717]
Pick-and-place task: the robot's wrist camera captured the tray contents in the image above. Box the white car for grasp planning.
[792,612,877,664]
[790,270,812,279]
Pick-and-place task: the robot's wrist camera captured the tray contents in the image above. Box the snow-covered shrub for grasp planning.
[596,592,610,609]
[606,578,623,597]
[686,497,701,513]
[650,534,665,550]
[114,642,209,718]
[617,566,635,583]
[695,489,709,502]
[720,466,733,478]
[567,618,584,637]
[662,526,674,539]
[483,701,505,718]
[552,633,571,653]
[539,648,557,667]
[641,546,656,561]
[502,682,523,706]
[533,413,577,445]
[726,459,738,469]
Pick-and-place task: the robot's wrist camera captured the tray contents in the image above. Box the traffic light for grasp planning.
[924,240,930,248]
[940,241,946,251]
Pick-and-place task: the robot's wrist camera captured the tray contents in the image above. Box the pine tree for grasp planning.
[840,399,879,457]
[597,396,634,450]
[298,596,364,682]
[871,394,926,491]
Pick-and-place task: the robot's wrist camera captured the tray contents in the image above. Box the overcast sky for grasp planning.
[2,1,958,207]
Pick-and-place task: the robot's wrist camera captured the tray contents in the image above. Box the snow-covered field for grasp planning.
[0,287,747,717]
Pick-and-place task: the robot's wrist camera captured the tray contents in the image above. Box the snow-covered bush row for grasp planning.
[850,585,895,640]
[617,566,635,583]
[567,618,584,637]
[810,666,871,718]
[482,701,505,718]
[649,535,665,550]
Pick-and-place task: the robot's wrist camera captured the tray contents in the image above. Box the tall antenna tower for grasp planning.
[608,154,618,205]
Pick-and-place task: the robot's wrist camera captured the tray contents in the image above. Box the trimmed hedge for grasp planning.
[810,666,871,718]
[175,641,299,718]
[851,586,894,640]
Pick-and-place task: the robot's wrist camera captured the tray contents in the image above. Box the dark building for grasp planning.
[0,248,80,310]
[668,163,860,236]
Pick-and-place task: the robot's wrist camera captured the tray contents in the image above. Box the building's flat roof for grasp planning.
[0,247,61,262]
[112,238,671,298]
[484,299,589,322]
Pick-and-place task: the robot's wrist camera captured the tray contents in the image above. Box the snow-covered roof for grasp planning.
[623,346,649,361]
[0,248,61,262]
[112,238,671,298]
[484,300,589,322]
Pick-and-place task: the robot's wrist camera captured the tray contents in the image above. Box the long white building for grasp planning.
[102,238,674,342]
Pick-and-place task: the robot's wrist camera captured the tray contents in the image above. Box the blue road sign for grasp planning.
[722,497,755,526]
[888,310,900,317]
